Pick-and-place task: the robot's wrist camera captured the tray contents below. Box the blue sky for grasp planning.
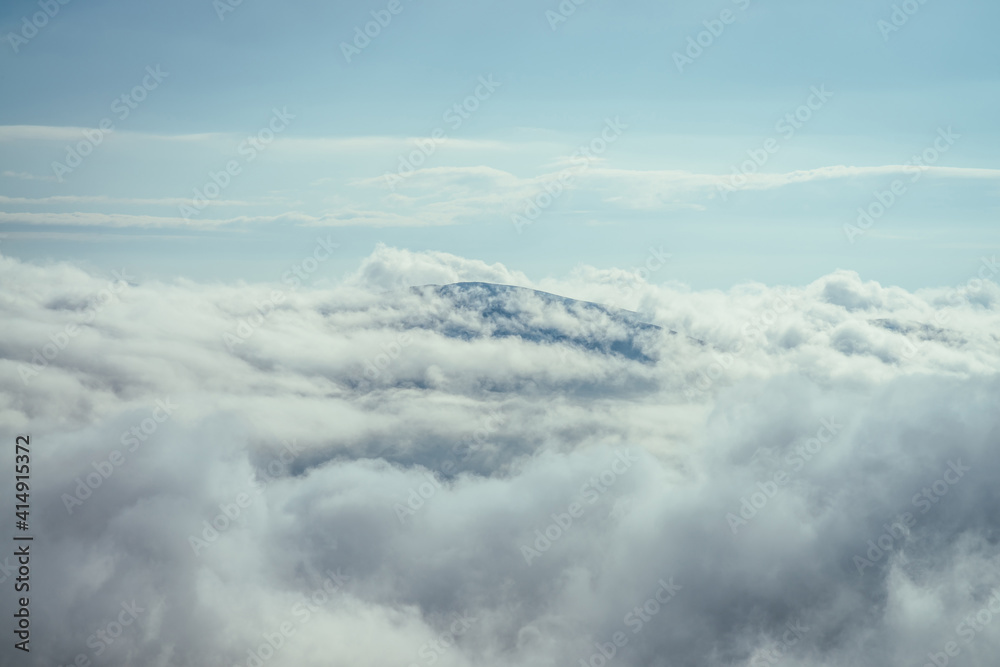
[1,0,998,289]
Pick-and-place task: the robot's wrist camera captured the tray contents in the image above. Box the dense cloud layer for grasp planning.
[2,246,1000,667]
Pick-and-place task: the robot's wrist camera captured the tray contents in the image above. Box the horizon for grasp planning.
[1,0,998,289]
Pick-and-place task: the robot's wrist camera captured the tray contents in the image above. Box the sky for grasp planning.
[4,4,1000,664]
[1,0,998,290]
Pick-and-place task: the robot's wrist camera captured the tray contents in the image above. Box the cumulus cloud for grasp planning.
[2,248,1000,666]
[350,244,533,291]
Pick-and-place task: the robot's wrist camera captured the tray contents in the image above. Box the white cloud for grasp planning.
[0,194,256,207]
[1,169,58,182]
[3,248,1000,666]
[0,125,218,143]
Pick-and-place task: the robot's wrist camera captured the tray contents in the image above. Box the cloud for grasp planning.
[342,162,1000,224]
[0,125,218,143]
[2,248,1000,666]
[1,170,58,182]
[572,164,1000,210]
[3,125,999,232]
[0,211,237,229]
[278,136,515,155]
[349,243,532,290]
[0,125,102,142]
[0,126,513,152]
[0,195,256,207]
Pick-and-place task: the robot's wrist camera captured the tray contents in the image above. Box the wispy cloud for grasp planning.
[0,195,258,207]
[0,211,240,229]
[1,169,58,182]
[3,157,999,231]
[0,125,220,143]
